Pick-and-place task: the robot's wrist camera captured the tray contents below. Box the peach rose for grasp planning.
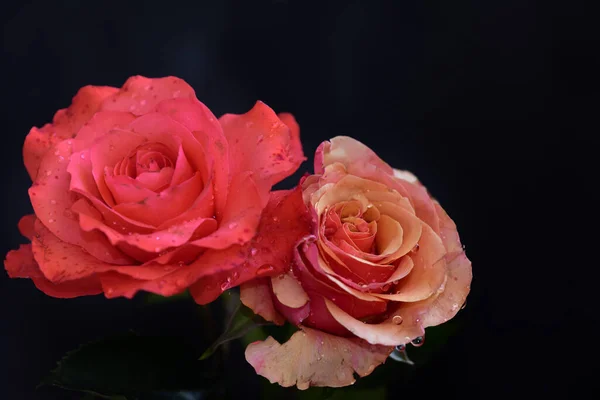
[241,136,472,388]
[4,75,304,300]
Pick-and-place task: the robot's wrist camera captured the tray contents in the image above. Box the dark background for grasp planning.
[1,0,597,399]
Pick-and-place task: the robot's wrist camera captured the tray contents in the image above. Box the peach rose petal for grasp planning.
[375,201,423,263]
[434,202,463,258]
[271,293,311,326]
[294,239,387,319]
[374,214,404,256]
[190,187,314,304]
[100,76,196,116]
[4,244,103,298]
[113,173,203,227]
[240,278,285,325]
[314,136,393,176]
[153,98,228,218]
[23,86,118,180]
[394,179,440,234]
[385,224,447,302]
[245,326,392,389]
[29,139,132,264]
[219,101,305,187]
[271,272,310,308]
[420,251,472,326]
[325,299,424,346]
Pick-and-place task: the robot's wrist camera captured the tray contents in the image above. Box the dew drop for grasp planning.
[54,150,60,156]
[256,265,274,276]
[80,153,86,159]
[272,216,279,222]
[50,199,57,205]
[451,303,459,311]
[228,222,238,229]
[392,315,403,325]
[129,104,136,111]
[220,277,232,291]
[412,243,420,252]
[46,170,52,176]
[140,99,147,106]
[48,218,56,223]
[106,288,114,295]
[155,236,161,240]
[411,336,424,347]
[63,209,74,218]
[250,248,258,256]
[232,271,239,280]
[176,278,186,287]
[257,134,264,144]
[395,344,406,352]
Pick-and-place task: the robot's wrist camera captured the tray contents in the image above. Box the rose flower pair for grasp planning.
[4,76,472,389]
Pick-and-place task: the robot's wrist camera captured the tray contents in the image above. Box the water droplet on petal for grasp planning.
[140,99,147,106]
[220,277,232,291]
[392,315,403,325]
[155,236,161,240]
[106,288,114,295]
[257,134,264,144]
[48,218,56,223]
[176,278,186,287]
[451,303,459,311]
[395,344,406,352]
[50,199,57,205]
[80,153,86,159]
[228,222,238,229]
[411,336,424,347]
[256,265,274,276]
[232,271,239,280]
[250,248,258,256]
[272,216,279,222]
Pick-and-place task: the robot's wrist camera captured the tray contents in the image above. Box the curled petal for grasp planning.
[219,101,305,187]
[434,201,463,257]
[386,224,447,302]
[315,136,393,176]
[240,278,285,325]
[18,215,36,240]
[4,244,103,298]
[271,272,310,308]
[245,326,392,390]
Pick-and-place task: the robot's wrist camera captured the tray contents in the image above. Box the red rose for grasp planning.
[4,76,304,300]
[241,136,473,389]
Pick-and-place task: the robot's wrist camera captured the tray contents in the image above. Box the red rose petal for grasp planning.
[153,98,228,218]
[104,174,156,204]
[245,326,392,390]
[189,187,313,304]
[219,101,305,187]
[23,86,118,180]
[113,173,204,227]
[100,76,196,116]
[29,139,133,264]
[170,145,195,186]
[4,244,103,298]
[271,291,311,326]
[18,215,36,240]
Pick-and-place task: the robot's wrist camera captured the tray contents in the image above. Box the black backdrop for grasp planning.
[1,1,597,399]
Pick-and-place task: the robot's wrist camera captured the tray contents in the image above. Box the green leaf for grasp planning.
[41,332,221,398]
[199,295,273,360]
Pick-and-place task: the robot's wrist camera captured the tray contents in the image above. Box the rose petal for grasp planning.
[325,299,424,346]
[219,101,305,187]
[245,326,392,389]
[135,168,174,192]
[4,244,103,298]
[29,139,133,264]
[23,86,118,180]
[170,144,195,186]
[18,215,36,240]
[271,293,311,326]
[382,223,447,302]
[271,272,310,308]
[189,187,313,304]
[315,136,393,176]
[240,278,285,325]
[100,76,196,116]
[153,98,228,218]
[434,201,463,257]
[104,174,156,204]
[113,173,203,227]
[394,178,440,234]
[374,214,404,255]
